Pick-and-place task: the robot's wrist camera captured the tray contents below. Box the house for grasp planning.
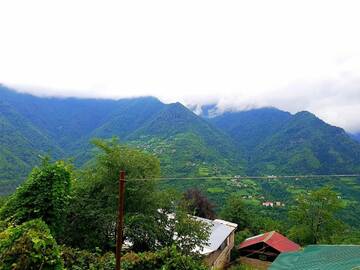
[153,212,238,269]
[238,231,300,262]
[262,201,274,207]
[269,245,360,270]
[195,217,238,269]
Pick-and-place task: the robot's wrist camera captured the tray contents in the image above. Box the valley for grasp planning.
[1,85,360,229]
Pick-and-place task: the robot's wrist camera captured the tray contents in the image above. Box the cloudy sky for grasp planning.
[1,0,360,132]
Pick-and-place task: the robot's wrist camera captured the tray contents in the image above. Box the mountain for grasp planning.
[211,109,360,175]
[350,133,360,143]
[0,86,124,149]
[126,102,245,176]
[1,85,360,194]
[0,86,243,192]
[209,108,292,154]
[0,99,64,193]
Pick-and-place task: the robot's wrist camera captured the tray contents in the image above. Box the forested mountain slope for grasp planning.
[0,86,243,191]
[209,108,292,153]
[0,100,63,193]
[211,109,360,175]
[351,133,360,143]
[1,85,360,194]
[126,102,245,176]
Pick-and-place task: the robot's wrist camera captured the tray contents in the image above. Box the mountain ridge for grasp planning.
[1,86,360,193]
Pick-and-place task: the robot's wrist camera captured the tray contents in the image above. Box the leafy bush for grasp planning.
[122,246,207,270]
[0,158,72,239]
[0,219,63,270]
[61,246,207,270]
[61,246,115,270]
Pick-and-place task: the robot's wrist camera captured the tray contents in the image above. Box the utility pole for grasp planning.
[116,171,126,270]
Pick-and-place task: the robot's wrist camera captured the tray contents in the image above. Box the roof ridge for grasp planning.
[264,231,275,243]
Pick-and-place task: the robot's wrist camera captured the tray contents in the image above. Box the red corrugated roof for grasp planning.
[238,231,300,253]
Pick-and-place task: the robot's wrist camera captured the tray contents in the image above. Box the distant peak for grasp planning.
[167,102,188,110]
[294,111,317,119]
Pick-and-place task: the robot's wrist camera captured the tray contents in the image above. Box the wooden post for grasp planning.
[116,171,126,270]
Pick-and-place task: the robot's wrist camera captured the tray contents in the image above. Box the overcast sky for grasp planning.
[1,0,360,132]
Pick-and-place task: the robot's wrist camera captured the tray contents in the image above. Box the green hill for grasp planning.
[1,85,360,194]
[126,102,245,176]
[210,108,292,154]
[251,111,360,174]
[0,100,63,193]
[211,109,360,175]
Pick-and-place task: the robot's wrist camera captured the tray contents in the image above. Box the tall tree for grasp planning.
[288,186,345,245]
[219,194,249,231]
[183,188,216,219]
[64,138,161,250]
[0,158,72,239]
[64,138,209,254]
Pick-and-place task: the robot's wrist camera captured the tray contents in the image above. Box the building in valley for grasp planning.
[196,218,238,269]
[238,231,300,262]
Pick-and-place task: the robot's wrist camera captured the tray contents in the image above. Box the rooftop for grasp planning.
[194,217,238,255]
[238,231,300,253]
[269,245,360,270]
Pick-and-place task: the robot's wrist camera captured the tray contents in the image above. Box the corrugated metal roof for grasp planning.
[269,245,360,270]
[238,231,300,253]
[194,217,237,255]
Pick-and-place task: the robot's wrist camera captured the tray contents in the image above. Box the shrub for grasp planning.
[61,246,115,270]
[61,245,207,270]
[0,158,72,239]
[122,246,207,270]
[0,219,63,270]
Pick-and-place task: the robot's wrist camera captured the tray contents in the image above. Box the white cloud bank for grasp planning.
[0,0,360,132]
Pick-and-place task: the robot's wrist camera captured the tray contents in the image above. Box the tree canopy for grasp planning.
[0,158,72,239]
[219,194,249,231]
[64,138,209,254]
[288,186,345,245]
[0,219,63,270]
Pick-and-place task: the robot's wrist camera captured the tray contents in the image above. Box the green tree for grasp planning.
[0,219,63,270]
[0,158,72,239]
[125,189,210,254]
[64,138,161,250]
[65,139,209,254]
[288,186,345,245]
[219,194,249,231]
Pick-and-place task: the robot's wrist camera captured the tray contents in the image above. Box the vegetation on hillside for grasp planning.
[1,138,360,269]
[2,86,360,196]
[0,139,210,269]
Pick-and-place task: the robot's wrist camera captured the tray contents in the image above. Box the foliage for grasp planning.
[124,189,210,255]
[121,246,207,270]
[64,138,160,250]
[0,219,63,270]
[288,186,345,245]
[61,245,207,270]
[220,194,250,231]
[65,139,209,254]
[183,188,216,219]
[0,158,72,239]
[248,214,284,235]
[61,245,115,270]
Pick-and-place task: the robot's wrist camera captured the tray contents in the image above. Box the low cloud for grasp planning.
[1,0,360,132]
